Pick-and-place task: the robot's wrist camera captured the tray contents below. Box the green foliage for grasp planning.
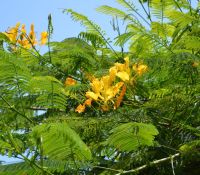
[96,5,134,23]
[31,122,92,161]
[0,162,37,175]
[28,76,67,110]
[65,9,106,41]
[0,0,200,174]
[107,122,159,151]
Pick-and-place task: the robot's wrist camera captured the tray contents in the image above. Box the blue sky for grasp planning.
[0,0,198,42]
[0,0,124,42]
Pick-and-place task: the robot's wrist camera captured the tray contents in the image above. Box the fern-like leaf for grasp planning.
[64,9,107,41]
[96,5,134,23]
[28,76,67,110]
[106,122,159,151]
[31,122,92,161]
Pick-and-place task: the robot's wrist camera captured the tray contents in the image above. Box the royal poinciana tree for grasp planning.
[0,0,200,174]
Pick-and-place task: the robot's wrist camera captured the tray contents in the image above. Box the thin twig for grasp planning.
[12,63,26,116]
[115,153,180,175]
[138,0,152,22]
[173,0,183,12]
[0,95,34,123]
[123,0,151,26]
[5,128,53,175]
[112,17,124,59]
[171,156,176,175]
[93,166,121,173]
[20,32,69,78]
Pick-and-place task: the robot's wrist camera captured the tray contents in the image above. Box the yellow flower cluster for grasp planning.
[4,23,48,49]
[75,57,148,113]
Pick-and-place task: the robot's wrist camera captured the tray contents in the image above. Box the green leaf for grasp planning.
[0,32,10,42]
[107,122,159,151]
[31,122,92,161]
[0,162,39,175]
[28,76,67,110]
[96,5,134,23]
[64,9,106,38]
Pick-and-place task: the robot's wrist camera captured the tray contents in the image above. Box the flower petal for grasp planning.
[109,66,117,82]
[116,71,130,82]
[84,98,92,107]
[91,78,102,93]
[75,104,85,113]
[86,91,99,101]
[65,77,76,86]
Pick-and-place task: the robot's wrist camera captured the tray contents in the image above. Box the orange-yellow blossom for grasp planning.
[18,39,31,49]
[4,22,20,43]
[17,24,32,49]
[110,57,131,82]
[21,24,26,33]
[40,31,48,45]
[75,98,93,113]
[114,84,127,109]
[64,77,76,86]
[76,57,131,113]
[75,104,85,113]
[29,24,37,45]
[4,23,47,49]
[85,75,124,103]
[132,63,148,76]
[84,98,92,107]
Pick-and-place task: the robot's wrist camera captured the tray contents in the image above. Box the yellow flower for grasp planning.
[64,77,76,86]
[84,98,92,107]
[15,22,21,29]
[18,39,31,49]
[85,75,124,104]
[17,24,32,49]
[30,23,34,32]
[109,66,117,82]
[110,57,131,82]
[75,104,85,113]
[86,91,99,101]
[75,57,137,113]
[75,98,92,113]
[114,84,126,109]
[101,88,113,102]
[113,82,124,96]
[21,24,26,33]
[85,77,103,101]
[133,63,148,76]
[40,31,48,45]
[4,23,49,49]
[114,62,126,72]
[124,57,129,67]
[101,75,112,90]
[91,78,103,93]
[29,24,37,45]
[4,22,20,43]
[116,71,130,82]
[100,75,123,103]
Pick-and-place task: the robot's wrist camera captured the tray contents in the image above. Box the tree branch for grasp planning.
[115,153,180,175]
[0,95,34,123]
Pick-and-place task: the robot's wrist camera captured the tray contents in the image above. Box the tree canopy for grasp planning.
[0,0,200,174]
